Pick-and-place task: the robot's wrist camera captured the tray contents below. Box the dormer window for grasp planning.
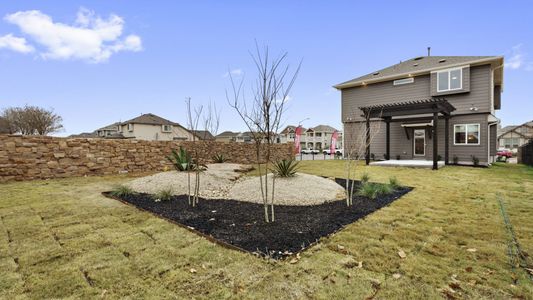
[162,125,172,132]
[437,68,462,92]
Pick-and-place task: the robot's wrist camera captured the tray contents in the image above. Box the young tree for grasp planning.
[343,108,383,206]
[185,97,203,207]
[227,43,301,223]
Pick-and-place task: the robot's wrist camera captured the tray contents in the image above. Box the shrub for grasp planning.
[388,176,400,190]
[272,159,299,177]
[453,155,459,164]
[361,172,370,184]
[396,154,401,160]
[110,185,136,197]
[377,183,393,195]
[471,155,479,166]
[383,153,388,160]
[152,188,174,202]
[167,147,192,171]
[370,153,375,160]
[357,182,379,199]
[437,154,442,161]
[212,153,227,163]
[357,182,394,200]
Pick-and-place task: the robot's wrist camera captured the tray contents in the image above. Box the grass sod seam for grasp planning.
[497,193,533,282]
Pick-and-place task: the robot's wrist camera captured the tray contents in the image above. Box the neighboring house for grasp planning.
[96,122,121,137]
[68,132,98,138]
[278,125,343,150]
[335,55,504,168]
[215,131,239,143]
[0,117,10,134]
[192,130,215,140]
[119,113,195,141]
[497,121,533,152]
[235,131,255,143]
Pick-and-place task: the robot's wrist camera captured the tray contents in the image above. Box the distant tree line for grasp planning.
[0,105,63,135]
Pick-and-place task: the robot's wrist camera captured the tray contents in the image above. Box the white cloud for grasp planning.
[505,44,524,70]
[275,95,291,104]
[223,68,243,77]
[0,33,34,53]
[3,8,142,63]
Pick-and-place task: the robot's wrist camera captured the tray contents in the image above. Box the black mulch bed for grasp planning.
[103,179,412,259]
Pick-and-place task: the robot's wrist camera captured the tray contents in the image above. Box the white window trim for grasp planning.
[393,77,414,86]
[127,123,133,132]
[162,125,172,132]
[413,129,426,156]
[453,123,480,145]
[436,67,463,92]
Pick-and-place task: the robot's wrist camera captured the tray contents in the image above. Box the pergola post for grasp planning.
[433,112,438,170]
[444,116,450,165]
[385,117,391,160]
[365,115,370,165]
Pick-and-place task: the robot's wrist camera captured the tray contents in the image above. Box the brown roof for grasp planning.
[335,56,503,89]
[216,131,239,137]
[311,125,338,133]
[192,130,215,140]
[122,113,180,126]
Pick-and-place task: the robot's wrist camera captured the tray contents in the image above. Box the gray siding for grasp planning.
[490,124,497,156]
[341,64,493,122]
[430,66,471,96]
[343,114,491,165]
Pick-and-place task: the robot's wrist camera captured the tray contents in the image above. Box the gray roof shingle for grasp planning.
[335,56,502,89]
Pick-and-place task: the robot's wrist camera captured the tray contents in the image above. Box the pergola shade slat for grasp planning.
[358,98,455,170]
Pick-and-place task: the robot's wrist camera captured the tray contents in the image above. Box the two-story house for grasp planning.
[119,113,195,141]
[498,121,533,152]
[278,125,343,150]
[335,55,504,169]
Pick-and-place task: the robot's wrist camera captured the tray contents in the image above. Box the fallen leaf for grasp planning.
[466,248,477,252]
[201,264,207,270]
[465,267,473,272]
[357,261,363,268]
[337,245,345,250]
[468,280,477,286]
[525,268,533,275]
[190,268,197,273]
[392,273,401,279]
[398,250,407,259]
[289,258,299,264]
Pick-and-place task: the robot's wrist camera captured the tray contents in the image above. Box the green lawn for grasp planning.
[1,162,532,299]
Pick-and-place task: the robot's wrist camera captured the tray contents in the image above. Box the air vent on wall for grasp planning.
[413,63,419,67]
[373,72,380,76]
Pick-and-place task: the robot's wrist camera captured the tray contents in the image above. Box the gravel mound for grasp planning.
[228,173,346,206]
[127,163,248,199]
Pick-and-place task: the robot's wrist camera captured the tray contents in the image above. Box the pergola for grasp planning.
[359,98,456,170]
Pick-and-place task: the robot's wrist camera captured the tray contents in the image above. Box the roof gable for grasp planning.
[335,55,503,89]
[122,113,180,126]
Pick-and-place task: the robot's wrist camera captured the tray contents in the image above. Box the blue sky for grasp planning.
[0,1,532,136]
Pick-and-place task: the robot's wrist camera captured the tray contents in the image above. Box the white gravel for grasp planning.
[228,173,346,206]
[127,163,247,199]
[127,163,346,206]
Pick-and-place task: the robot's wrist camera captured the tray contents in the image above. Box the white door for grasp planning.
[413,129,425,156]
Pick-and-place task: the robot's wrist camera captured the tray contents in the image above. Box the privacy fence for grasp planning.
[0,135,293,182]
[517,140,533,166]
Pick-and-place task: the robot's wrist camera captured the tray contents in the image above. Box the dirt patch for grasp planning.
[104,179,412,259]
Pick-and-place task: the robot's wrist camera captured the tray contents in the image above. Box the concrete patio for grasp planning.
[370,159,446,169]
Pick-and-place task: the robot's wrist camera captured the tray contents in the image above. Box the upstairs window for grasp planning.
[162,125,172,132]
[454,124,480,145]
[437,68,462,92]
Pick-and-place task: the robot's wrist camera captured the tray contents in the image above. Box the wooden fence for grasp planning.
[517,140,533,166]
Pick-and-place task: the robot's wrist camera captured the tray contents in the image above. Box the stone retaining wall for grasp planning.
[0,135,294,182]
